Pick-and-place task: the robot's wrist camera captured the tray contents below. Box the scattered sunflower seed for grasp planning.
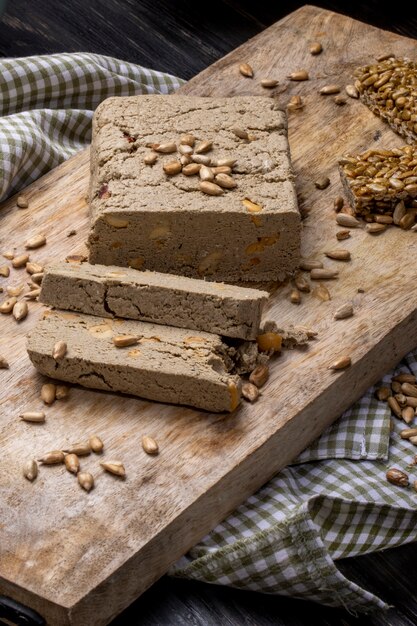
[388,396,402,418]
[345,84,359,99]
[239,63,253,78]
[178,144,193,156]
[64,442,91,456]
[191,154,211,166]
[249,364,269,388]
[2,251,15,260]
[144,152,158,166]
[328,356,351,371]
[334,303,354,320]
[325,249,351,261]
[290,287,301,304]
[200,181,224,196]
[65,453,80,475]
[260,79,278,88]
[366,224,387,235]
[26,262,43,274]
[199,165,215,182]
[375,387,391,401]
[25,234,46,250]
[256,332,282,353]
[100,460,126,478]
[12,254,30,269]
[288,70,309,81]
[401,382,417,398]
[180,134,195,147]
[78,472,94,492]
[41,383,56,405]
[24,288,41,300]
[55,384,70,400]
[89,435,104,454]
[241,381,260,402]
[182,163,201,176]
[163,161,182,176]
[314,176,330,189]
[195,141,213,154]
[319,84,341,95]
[336,214,360,228]
[402,406,415,424]
[312,283,331,301]
[334,196,344,212]
[23,459,38,482]
[300,259,323,271]
[334,95,347,105]
[17,195,29,208]
[13,301,28,322]
[30,272,44,284]
[0,266,10,277]
[309,41,323,55]
[336,230,351,240]
[393,373,416,384]
[310,268,339,280]
[20,411,46,423]
[142,435,159,455]
[154,142,177,154]
[215,173,237,189]
[386,468,409,487]
[38,450,65,465]
[294,275,310,293]
[0,297,17,314]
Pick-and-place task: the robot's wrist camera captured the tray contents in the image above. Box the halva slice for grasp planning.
[87,95,300,282]
[27,311,241,413]
[39,261,269,340]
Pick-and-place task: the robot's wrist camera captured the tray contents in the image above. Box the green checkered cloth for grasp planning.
[2,53,417,613]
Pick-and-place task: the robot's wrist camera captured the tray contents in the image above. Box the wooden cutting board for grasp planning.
[1,5,417,625]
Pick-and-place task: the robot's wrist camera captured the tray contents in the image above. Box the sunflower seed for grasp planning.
[65,453,80,474]
[100,460,126,477]
[388,396,402,418]
[113,334,139,347]
[400,428,417,439]
[336,230,351,240]
[391,381,402,394]
[212,166,232,175]
[242,198,262,212]
[401,383,417,398]
[239,63,253,78]
[191,154,211,166]
[408,397,417,408]
[180,134,195,147]
[25,234,46,250]
[89,435,104,454]
[334,303,354,320]
[38,450,65,465]
[312,283,331,301]
[78,472,94,492]
[287,95,304,111]
[2,250,15,260]
[182,163,201,176]
[249,364,269,388]
[402,406,415,424]
[241,381,260,402]
[334,196,344,212]
[300,259,323,271]
[195,141,213,154]
[23,459,38,481]
[336,214,360,228]
[315,176,330,189]
[144,152,158,165]
[163,161,182,176]
[13,301,28,321]
[290,287,301,304]
[319,84,340,95]
[294,275,310,292]
[375,387,391,401]
[200,181,224,196]
[328,356,351,370]
[0,266,10,277]
[24,288,41,300]
[373,215,393,224]
[17,195,29,208]
[20,411,46,423]
[26,262,43,274]
[395,393,407,407]
[309,41,323,55]
[142,435,159,455]
[178,144,193,155]
[260,79,278,88]
[41,383,56,405]
[399,212,415,230]
[212,158,236,168]
[393,374,416,384]
[334,95,347,105]
[31,272,44,285]
[0,297,17,314]
[310,268,339,280]
[64,442,91,456]
[52,341,67,360]
[393,201,406,225]
[409,436,417,446]
[55,385,70,400]
[288,70,309,81]
[215,173,237,189]
[180,155,192,166]
[154,142,177,153]
[325,249,351,261]
[0,356,9,369]
[199,165,215,182]
[232,127,249,140]
[12,254,29,269]
[386,468,409,487]
[366,223,387,235]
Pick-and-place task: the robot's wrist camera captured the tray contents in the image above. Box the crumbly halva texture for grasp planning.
[27,311,241,413]
[339,146,417,214]
[354,57,417,144]
[39,261,269,340]
[88,95,300,282]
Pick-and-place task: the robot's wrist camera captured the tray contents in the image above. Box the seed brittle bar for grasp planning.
[27,311,241,413]
[39,261,269,340]
[339,146,417,215]
[354,57,417,143]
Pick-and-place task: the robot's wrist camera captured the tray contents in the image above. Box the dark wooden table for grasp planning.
[1,2,417,624]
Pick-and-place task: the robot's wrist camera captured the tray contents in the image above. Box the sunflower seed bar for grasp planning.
[40,261,268,340]
[27,311,241,413]
[87,95,300,282]
[354,57,417,143]
[339,146,417,215]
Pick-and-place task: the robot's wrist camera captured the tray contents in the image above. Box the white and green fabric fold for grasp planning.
[1,53,417,612]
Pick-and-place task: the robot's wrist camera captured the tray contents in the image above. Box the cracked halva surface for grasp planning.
[40,261,269,340]
[88,95,301,282]
[27,311,241,413]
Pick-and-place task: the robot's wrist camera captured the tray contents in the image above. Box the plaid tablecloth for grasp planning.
[1,53,417,613]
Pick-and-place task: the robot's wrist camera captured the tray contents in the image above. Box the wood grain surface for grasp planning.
[1,5,417,625]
